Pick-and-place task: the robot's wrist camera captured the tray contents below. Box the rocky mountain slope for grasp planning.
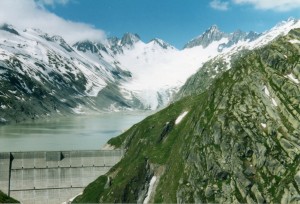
[0,26,177,124]
[183,25,260,49]
[74,28,300,203]
[0,25,134,124]
[177,18,300,99]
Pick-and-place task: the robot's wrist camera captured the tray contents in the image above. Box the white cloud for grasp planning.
[233,0,300,11]
[0,0,106,43]
[210,0,229,11]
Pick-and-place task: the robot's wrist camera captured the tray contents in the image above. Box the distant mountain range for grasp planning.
[1,18,300,124]
[184,25,260,49]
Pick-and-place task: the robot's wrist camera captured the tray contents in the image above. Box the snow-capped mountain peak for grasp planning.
[208,24,220,34]
[184,24,261,50]
[243,18,300,50]
[274,17,297,29]
[149,38,175,50]
[121,33,140,47]
[184,25,226,49]
[1,18,300,117]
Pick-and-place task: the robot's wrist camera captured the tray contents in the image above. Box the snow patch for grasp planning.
[60,98,67,102]
[120,88,133,101]
[271,98,278,107]
[175,111,188,125]
[72,105,85,114]
[287,73,300,84]
[0,69,6,74]
[263,86,270,97]
[143,176,157,204]
[261,123,267,128]
[106,103,121,112]
[1,105,7,109]
[289,39,300,44]
[8,90,17,94]
[85,81,105,97]
[101,144,115,150]
[62,192,82,204]
[0,118,7,122]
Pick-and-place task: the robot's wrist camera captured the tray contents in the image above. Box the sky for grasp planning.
[1,0,300,48]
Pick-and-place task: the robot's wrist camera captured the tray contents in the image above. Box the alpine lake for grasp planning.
[0,111,152,152]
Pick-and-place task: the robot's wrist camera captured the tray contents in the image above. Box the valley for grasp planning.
[3,19,296,124]
[1,5,300,202]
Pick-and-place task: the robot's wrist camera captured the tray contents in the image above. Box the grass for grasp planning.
[0,191,19,203]
[72,175,108,203]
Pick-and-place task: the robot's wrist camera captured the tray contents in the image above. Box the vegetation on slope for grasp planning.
[0,191,19,203]
[74,29,300,203]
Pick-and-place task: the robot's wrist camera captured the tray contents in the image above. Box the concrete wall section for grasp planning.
[0,153,10,195]
[10,188,83,204]
[10,150,122,169]
[0,150,123,204]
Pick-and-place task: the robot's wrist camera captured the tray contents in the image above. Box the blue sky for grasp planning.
[44,0,300,48]
[0,0,300,48]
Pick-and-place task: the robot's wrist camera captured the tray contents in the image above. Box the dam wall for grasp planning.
[0,150,123,204]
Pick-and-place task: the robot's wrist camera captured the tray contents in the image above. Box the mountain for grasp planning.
[176,18,300,101]
[0,27,183,123]
[184,25,261,51]
[184,25,227,48]
[0,26,136,124]
[1,18,300,124]
[121,33,141,47]
[74,28,300,203]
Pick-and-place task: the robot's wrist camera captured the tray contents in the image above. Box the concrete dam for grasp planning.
[0,150,123,204]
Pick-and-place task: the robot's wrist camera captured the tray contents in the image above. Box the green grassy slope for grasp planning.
[0,191,19,203]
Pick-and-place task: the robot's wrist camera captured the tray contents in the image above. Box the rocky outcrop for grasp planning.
[184,25,226,48]
[184,25,259,49]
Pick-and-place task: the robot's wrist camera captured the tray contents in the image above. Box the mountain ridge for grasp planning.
[1,18,300,124]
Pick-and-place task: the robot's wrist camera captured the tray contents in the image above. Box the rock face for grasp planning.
[0,24,19,36]
[74,29,300,203]
[183,25,259,49]
[120,33,141,47]
[184,25,226,48]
